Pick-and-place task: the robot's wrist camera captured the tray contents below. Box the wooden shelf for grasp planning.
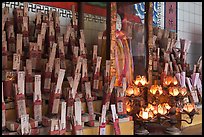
[4,100,134,135]
[37,120,133,135]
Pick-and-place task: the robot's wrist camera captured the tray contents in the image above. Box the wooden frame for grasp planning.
[104,2,153,84]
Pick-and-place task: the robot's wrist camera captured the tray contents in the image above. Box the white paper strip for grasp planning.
[85,82,92,98]
[13,53,21,71]
[187,78,199,103]
[41,23,47,39]
[73,46,79,59]
[186,77,193,92]
[164,63,168,75]
[191,90,199,103]
[109,76,116,93]
[17,71,25,95]
[58,36,65,56]
[64,24,72,42]
[34,75,41,101]
[192,73,199,87]
[72,5,77,26]
[101,105,107,124]
[37,34,42,51]
[74,100,82,125]
[72,73,81,98]
[48,43,57,70]
[55,69,65,94]
[95,57,102,74]
[36,11,41,25]
[50,119,59,132]
[21,114,30,135]
[111,104,117,122]
[60,101,66,130]
[23,2,28,16]
[180,71,186,87]
[82,59,88,78]
[99,105,107,135]
[48,43,57,69]
[2,82,4,103]
[80,29,85,43]
[79,39,86,55]
[34,104,42,123]
[196,78,202,98]
[175,73,181,86]
[100,126,106,135]
[52,99,60,114]
[93,45,98,61]
[75,56,82,74]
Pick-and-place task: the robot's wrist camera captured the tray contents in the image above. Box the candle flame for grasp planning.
[179,87,187,96]
[158,104,167,115]
[183,103,194,113]
[126,87,134,96]
[134,75,147,86]
[163,103,171,110]
[150,85,163,95]
[169,87,179,96]
[126,105,132,112]
[138,107,154,120]
[173,77,178,85]
[163,76,172,86]
[134,87,140,96]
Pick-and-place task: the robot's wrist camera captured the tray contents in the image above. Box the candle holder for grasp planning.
[158,85,196,135]
[126,75,151,135]
[125,75,196,135]
[135,107,155,135]
[159,104,196,135]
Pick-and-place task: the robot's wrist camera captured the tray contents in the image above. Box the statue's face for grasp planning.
[116,14,122,31]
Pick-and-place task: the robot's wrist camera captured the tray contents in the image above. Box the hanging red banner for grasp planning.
[165,2,177,31]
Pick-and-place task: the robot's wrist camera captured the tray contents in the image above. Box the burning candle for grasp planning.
[173,76,178,85]
[134,75,148,86]
[158,104,167,115]
[153,109,158,115]
[140,76,148,86]
[133,87,140,96]
[157,85,163,95]
[126,87,134,96]
[169,87,179,96]
[126,105,132,113]
[150,85,163,95]
[142,111,148,119]
[150,85,157,95]
[163,76,178,86]
[163,103,171,110]
[139,108,154,120]
[179,87,187,96]
[183,103,194,113]
[147,103,155,111]
[163,76,172,86]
